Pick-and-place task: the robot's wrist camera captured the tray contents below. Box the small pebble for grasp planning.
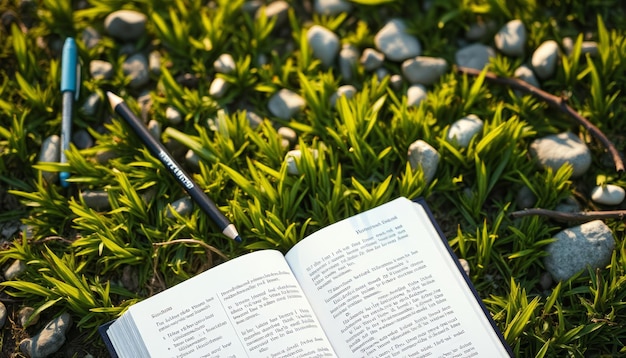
[104,10,147,41]
[401,56,448,85]
[590,184,625,205]
[81,92,100,117]
[307,25,340,68]
[514,65,540,88]
[245,111,263,129]
[446,114,483,148]
[81,27,101,49]
[147,119,161,141]
[122,53,150,89]
[389,74,403,91]
[18,306,38,328]
[121,265,139,292]
[209,77,230,98]
[256,1,289,27]
[360,48,385,71]
[532,40,560,80]
[81,190,111,211]
[89,60,113,80]
[455,43,495,70]
[314,0,352,15]
[39,135,60,184]
[214,53,237,74]
[278,127,297,147]
[407,139,439,184]
[20,313,72,358]
[458,258,470,276]
[529,132,591,177]
[166,197,193,218]
[4,259,26,280]
[407,84,427,107]
[185,150,200,169]
[268,89,305,119]
[374,19,421,62]
[515,186,537,209]
[72,129,94,149]
[165,106,183,125]
[285,149,318,175]
[494,19,526,57]
[0,301,6,329]
[339,44,359,81]
[149,51,162,75]
[330,85,357,107]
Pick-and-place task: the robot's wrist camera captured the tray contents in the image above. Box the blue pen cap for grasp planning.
[61,37,78,93]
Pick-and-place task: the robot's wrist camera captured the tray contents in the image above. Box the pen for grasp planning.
[106,91,242,243]
[60,37,79,187]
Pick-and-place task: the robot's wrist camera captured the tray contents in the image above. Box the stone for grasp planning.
[246,111,263,129]
[121,265,139,292]
[563,37,599,57]
[81,27,101,49]
[20,313,72,358]
[339,44,359,81]
[104,10,147,41]
[209,77,230,98]
[446,114,483,148]
[494,19,526,57]
[458,258,470,276]
[590,184,625,205]
[137,90,152,122]
[407,140,439,184]
[149,51,162,75]
[555,196,581,214]
[529,132,591,177]
[166,197,193,218]
[122,53,149,89]
[389,74,403,91]
[268,89,305,119]
[165,106,182,125]
[360,48,385,71]
[375,67,389,81]
[516,186,537,209]
[278,127,297,147]
[256,1,289,27]
[455,43,495,70]
[544,220,615,281]
[401,56,448,85]
[531,40,560,80]
[89,60,113,80]
[147,119,161,141]
[39,135,60,183]
[185,150,200,169]
[374,19,421,62]
[407,84,427,107]
[214,53,236,74]
[81,190,111,211]
[314,0,352,15]
[95,150,117,164]
[4,259,26,280]
[307,25,340,68]
[72,129,94,149]
[514,65,540,88]
[465,20,496,41]
[285,149,318,175]
[0,301,6,329]
[330,85,357,107]
[81,92,100,116]
[18,306,38,328]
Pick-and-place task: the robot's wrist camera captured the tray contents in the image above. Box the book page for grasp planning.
[285,197,511,357]
[108,250,336,358]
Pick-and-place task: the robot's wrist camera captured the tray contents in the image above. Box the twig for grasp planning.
[510,208,626,222]
[153,239,229,261]
[456,66,625,173]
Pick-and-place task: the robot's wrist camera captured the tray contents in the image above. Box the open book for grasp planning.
[99,197,513,357]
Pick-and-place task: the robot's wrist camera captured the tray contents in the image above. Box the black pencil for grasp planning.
[106,91,242,243]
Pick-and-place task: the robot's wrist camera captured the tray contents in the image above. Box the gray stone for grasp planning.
[314,0,352,15]
[529,132,591,177]
[165,106,182,125]
[209,77,230,98]
[545,220,615,281]
[375,67,389,81]
[18,306,38,328]
[494,19,526,57]
[89,60,113,80]
[81,92,100,116]
[166,197,193,218]
[214,53,236,74]
[121,265,139,292]
[4,259,26,280]
[72,129,93,149]
[330,85,357,107]
[81,190,111,211]
[407,84,427,107]
[401,56,448,85]
[149,51,162,75]
[516,186,537,209]
[458,258,470,276]
[446,114,483,148]
[407,140,439,184]
[563,37,599,57]
[360,48,385,71]
[81,27,101,49]
[278,127,297,146]
[147,120,161,141]
[104,10,147,41]
[555,196,581,214]
[0,301,6,329]
[374,19,421,62]
[39,135,60,184]
[137,90,152,122]
[531,40,560,80]
[514,65,540,88]
[339,44,359,81]
[285,149,318,175]
[185,150,200,169]
[95,150,117,164]
[242,0,263,14]
[268,89,305,119]
[122,53,149,89]
[20,312,72,358]
[256,1,289,27]
[389,74,403,91]
[455,43,495,70]
[307,25,340,68]
[465,20,496,41]
[590,184,625,205]
[246,111,263,129]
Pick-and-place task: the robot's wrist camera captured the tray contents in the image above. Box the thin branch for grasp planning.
[456,66,625,173]
[510,208,626,222]
[153,239,229,261]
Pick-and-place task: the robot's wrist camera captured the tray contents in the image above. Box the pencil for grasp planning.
[106,91,242,243]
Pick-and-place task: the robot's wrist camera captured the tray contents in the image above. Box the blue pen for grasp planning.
[60,37,79,187]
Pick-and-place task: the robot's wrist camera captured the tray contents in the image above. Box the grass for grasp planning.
[1,0,626,356]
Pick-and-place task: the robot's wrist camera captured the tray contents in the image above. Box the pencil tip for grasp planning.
[234,235,243,243]
[106,91,122,109]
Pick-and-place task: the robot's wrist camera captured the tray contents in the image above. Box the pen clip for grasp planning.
[75,61,81,101]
